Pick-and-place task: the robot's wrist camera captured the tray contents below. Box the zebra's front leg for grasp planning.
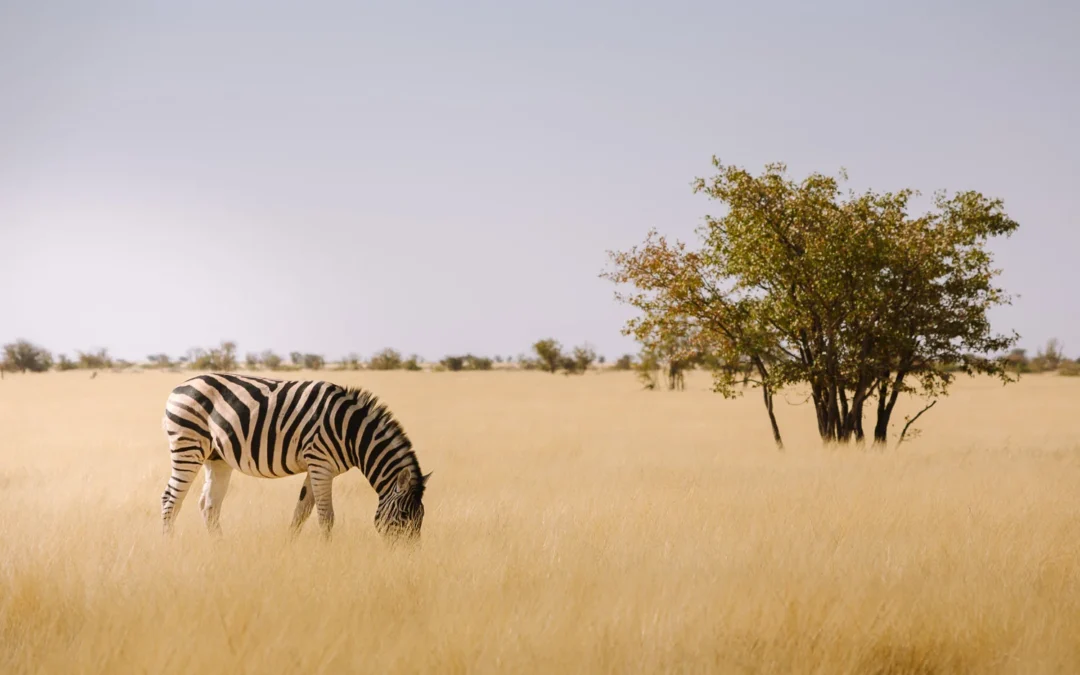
[288,474,315,538]
[309,470,335,540]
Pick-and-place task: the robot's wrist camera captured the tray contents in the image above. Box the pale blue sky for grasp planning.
[2,1,1077,361]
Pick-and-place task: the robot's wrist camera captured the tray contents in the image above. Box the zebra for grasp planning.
[160,373,429,542]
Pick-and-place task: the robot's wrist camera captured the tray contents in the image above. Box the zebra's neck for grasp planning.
[337,394,417,497]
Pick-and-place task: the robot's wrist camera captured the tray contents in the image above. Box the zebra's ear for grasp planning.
[421,471,432,486]
[395,470,411,492]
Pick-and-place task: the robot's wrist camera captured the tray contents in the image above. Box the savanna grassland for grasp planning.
[1,369,1079,674]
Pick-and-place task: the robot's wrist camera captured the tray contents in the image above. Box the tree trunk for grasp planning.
[853,397,865,441]
[752,357,784,450]
[873,370,907,444]
[763,384,783,450]
[812,382,828,438]
[838,386,851,442]
[827,381,842,441]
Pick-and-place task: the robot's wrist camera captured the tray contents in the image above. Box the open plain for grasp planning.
[1,369,1079,674]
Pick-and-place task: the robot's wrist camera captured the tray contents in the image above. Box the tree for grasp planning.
[440,354,492,371]
[613,354,634,371]
[342,353,362,370]
[78,349,113,369]
[605,159,1019,447]
[147,354,173,369]
[261,350,284,370]
[571,344,597,374]
[212,341,237,371]
[185,342,238,371]
[369,348,403,371]
[1031,338,1065,372]
[441,355,465,372]
[2,340,53,373]
[1004,348,1029,374]
[57,354,79,371]
[403,354,422,371]
[187,348,210,369]
[244,352,260,370]
[635,349,661,390]
[533,339,562,374]
[464,354,493,370]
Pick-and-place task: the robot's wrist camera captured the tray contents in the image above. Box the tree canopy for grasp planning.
[604,159,1019,447]
[2,339,53,374]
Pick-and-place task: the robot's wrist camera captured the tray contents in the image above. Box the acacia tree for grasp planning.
[605,159,1019,447]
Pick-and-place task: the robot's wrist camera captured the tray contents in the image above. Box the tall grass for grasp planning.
[1,371,1078,673]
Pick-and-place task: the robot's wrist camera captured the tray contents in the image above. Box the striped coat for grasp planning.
[161,373,428,540]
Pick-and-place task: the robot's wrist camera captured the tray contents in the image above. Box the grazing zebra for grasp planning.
[160,373,429,541]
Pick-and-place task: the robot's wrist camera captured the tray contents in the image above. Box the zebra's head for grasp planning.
[374,468,430,542]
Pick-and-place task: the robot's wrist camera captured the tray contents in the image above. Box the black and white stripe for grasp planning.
[161,373,429,540]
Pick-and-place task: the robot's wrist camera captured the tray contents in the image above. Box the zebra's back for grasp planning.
[163,373,335,478]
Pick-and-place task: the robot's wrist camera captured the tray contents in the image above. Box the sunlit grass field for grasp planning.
[1,369,1079,674]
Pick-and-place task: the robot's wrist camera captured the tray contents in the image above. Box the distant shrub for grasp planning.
[261,351,284,370]
[1031,338,1066,372]
[1059,361,1080,377]
[56,354,79,371]
[78,348,113,370]
[146,354,173,369]
[635,350,661,390]
[284,351,323,370]
[440,354,492,371]
[2,340,54,373]
[244,353,260,370]
[185,341,238,371]
[369,348,403,371]
[187,348,212,370]
[342,353,362,370]
[464,354,493,371]
[216,341,238,371]
[571,344,597,374]
[440,356,465,372]
[558,355,579,374]
[403,355,422,371]
[613,354,634,371]
[533,339,562,374]
[1003,348,1029,374]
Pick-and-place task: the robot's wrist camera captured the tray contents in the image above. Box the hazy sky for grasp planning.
[2,1,1077,361]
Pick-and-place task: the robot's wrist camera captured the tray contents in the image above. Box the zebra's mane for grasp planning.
[340,385,412,449]
[340,385,424,496]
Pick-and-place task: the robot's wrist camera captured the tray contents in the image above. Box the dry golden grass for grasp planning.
[1,369,1079,674]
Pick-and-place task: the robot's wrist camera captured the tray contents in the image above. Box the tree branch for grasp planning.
[897,399,937,447]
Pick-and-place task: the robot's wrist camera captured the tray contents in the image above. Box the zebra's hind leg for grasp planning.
[288,474,314,538]
[161,444,206,535]
[198,459,233,535]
